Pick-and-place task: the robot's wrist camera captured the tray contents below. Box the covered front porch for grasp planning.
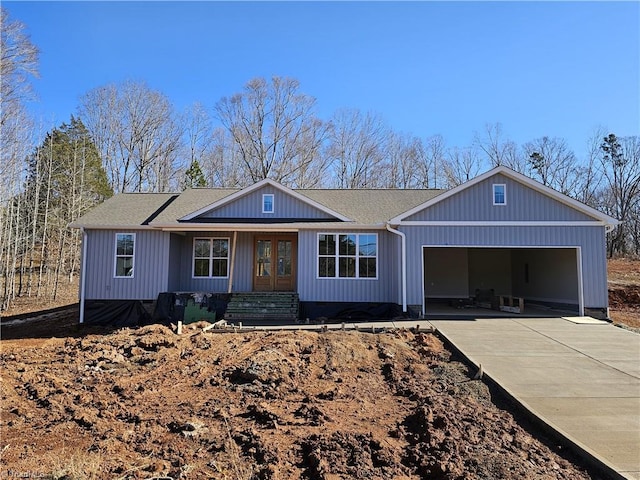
[166,230,299,295]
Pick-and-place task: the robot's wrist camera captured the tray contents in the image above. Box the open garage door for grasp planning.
[422,246,583,316]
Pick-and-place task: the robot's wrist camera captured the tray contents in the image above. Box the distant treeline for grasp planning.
[1,8,639,311]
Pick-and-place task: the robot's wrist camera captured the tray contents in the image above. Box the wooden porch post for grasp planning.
[228,231,238,294]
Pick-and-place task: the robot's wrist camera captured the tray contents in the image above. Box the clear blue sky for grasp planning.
[5,1,639,159]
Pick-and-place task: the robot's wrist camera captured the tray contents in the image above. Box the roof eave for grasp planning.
[68,223,157,230]
[152,222,386,231]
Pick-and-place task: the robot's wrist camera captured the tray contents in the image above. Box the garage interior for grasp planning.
[423,247,581,317]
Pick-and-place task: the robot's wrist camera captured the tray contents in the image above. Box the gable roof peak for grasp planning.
[389,165,619,225]
[179,177,353,222]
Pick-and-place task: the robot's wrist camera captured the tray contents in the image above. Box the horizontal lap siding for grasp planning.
[297,230,399,303]
[407,174,595,222]
[85,230,170,300]
[402,225,608,308]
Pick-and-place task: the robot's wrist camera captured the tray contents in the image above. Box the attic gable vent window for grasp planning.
[262,194,274,214]
[493,184,506,206]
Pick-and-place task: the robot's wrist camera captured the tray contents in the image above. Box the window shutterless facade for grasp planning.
[317,233,377,279]
[493,184,506,205]
[262,194,274,213]
[193,237,230,278]
[114,233,135,278]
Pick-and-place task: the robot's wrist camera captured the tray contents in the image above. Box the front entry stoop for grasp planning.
[225,292,299,322]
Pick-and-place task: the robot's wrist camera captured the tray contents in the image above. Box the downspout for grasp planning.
[227,231,238,294]
[79,228,87,324]
[386,223,407,313]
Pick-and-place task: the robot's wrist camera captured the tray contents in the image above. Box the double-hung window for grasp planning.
[114,233,135,278]
[193,238,229,278]
[318,233,377,279]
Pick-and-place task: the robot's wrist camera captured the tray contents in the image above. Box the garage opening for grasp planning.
[422,246,582,317]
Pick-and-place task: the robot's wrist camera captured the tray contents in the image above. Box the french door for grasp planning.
[253,235,297,291]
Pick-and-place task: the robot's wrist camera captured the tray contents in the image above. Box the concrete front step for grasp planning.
[225,292,299,322]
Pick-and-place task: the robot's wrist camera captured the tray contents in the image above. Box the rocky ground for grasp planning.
[1,319,601,479]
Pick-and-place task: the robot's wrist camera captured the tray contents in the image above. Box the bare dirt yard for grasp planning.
[1,259,637,479]
[1,322,598,479]
[607,257,640,330]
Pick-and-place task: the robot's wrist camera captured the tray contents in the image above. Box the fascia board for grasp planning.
[397,220,610,226]
[155,222,385,232]
[67,223,157,230]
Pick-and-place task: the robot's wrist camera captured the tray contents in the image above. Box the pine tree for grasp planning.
[22,117,112,299]
[183,159,207,189]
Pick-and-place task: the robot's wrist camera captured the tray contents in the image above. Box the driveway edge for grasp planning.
[434,328,631,480]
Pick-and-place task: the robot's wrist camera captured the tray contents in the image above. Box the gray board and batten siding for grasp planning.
[195,185,338,222]
[164,229,401,304]
[74,167,616,320]
[396,170,611,313]
[297,229,400,304]
[83,228,402,305]
[404,173,598,222]
[401,225,608,311]
[83,229,171,300]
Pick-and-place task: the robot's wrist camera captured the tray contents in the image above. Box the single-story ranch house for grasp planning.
[70,166,618,324]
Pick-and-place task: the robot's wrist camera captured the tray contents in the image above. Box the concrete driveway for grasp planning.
[430,317,640,480]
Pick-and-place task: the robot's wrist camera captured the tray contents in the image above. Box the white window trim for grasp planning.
[262,194,274,214]
[316,232,378,280]
[493,183,506,206]
[114,232,135,278]
[192,237,231,279]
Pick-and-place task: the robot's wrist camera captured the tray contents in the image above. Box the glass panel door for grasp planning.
[275,239,295,291]
[254,239,272,291]
[256,240,272,277]
[254,236,296,291]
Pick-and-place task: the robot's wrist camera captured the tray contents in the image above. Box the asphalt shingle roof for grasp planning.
[69,193,177,228]
[71,187,445,229]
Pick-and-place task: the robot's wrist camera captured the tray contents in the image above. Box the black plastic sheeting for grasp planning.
[83,300,152,327]
[152,292,230,324]
[83,297,404,327]
[299,302,405,322]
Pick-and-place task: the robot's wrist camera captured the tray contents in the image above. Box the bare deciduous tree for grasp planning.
[206,127,245,187]
[215,76,328,187]
[180,102,214,187]
[442,146,483,187]
[600,134,640,256]
[474,123,511,167]
[572,127,607,207]
[418,134,446,188]
[385,132,423,189]
[523,136,579,195]
[327,109,389,188]
[0,7,38,128]
[0,7,39,311]
[79,80,183,193]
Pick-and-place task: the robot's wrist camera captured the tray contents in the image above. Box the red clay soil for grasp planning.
[1,317,600,480]
[607,257,640,329]
[0,258,636,478]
